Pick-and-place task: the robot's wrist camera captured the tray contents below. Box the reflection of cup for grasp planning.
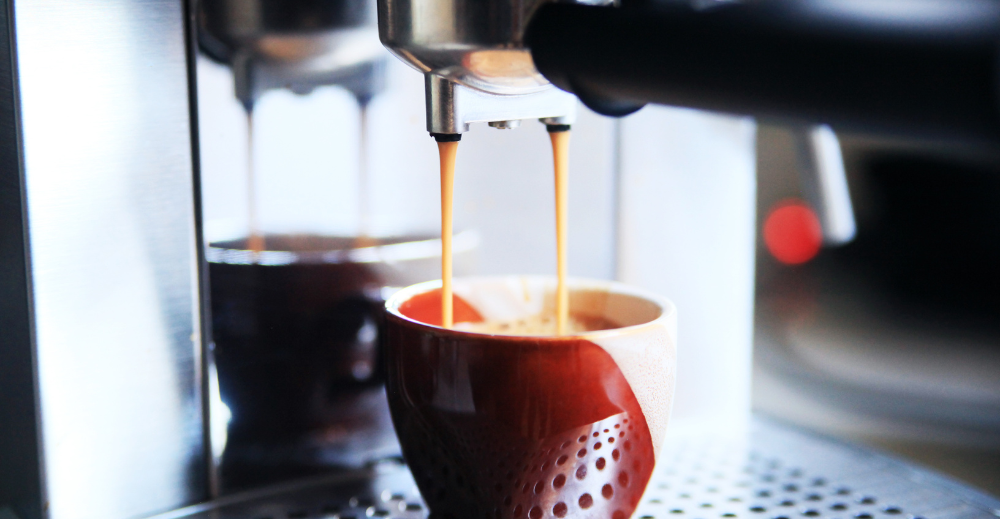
[207,232,477,449]
[384,276,676,519]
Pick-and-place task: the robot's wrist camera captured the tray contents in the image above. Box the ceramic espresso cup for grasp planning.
[384,276,677,519]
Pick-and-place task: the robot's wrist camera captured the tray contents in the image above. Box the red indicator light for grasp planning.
[764,199,822,265]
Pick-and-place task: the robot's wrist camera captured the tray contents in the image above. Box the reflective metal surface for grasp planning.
[12,0,207,517]
[199,0,386,106]
[792,125,856,246]
[207,232,479,494]
[152,418,1000,519]
[425,73,576,133]
[0,0,43,515]
[640,420,1000,519]
[378,0,607,95]
[377,0,597,133]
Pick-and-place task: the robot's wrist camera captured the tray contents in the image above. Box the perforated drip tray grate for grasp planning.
[155,417,1000,519]
[635,420,999,519]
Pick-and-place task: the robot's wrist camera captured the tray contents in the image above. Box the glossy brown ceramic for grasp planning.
[384,277,676,519]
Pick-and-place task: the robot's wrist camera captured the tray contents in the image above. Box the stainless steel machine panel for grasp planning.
[8,0,208,517]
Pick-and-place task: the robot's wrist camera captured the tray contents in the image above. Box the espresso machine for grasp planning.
[3,0,1000,519]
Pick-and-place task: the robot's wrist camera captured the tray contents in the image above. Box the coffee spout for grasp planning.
[377,0,592,136]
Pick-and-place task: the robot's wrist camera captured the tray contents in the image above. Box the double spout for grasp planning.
[377,0,610,136]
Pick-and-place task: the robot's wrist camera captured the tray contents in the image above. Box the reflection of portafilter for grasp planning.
[199,0,387,109]
[376,0,605,136]
[196,0,402,494]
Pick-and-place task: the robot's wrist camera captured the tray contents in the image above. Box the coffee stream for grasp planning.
[437,126,571,332]
[549,128,570,335]
[246,110,265,253]
[438,140,459,328]
[354,105,378,249]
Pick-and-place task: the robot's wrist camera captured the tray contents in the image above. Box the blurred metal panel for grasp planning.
[0,0,43,518]
[11,0,208,517]
[617,106,757,427]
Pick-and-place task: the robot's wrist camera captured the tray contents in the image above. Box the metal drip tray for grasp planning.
[637,420,999,519]
[155,417,1000,519]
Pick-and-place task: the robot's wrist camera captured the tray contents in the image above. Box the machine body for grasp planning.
[525,0,1000,143]
[0,0,208,517]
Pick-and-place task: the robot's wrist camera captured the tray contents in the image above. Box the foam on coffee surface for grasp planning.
[454,313,616,336]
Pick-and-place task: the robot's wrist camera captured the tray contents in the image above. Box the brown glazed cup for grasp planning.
[384,276,676,519]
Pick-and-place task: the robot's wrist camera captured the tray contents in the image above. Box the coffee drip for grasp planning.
[246,110,264,252]
[435,125,572,333]
[550,126,571,334]
[437,140,459,328]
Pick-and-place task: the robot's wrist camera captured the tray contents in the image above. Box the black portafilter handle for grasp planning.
[525,0,1000,143]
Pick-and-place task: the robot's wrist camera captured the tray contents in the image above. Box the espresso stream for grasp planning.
[437,128,571,331]
[391,293,656,519]
[550,129,570,334]
[438,141,459,328]
[246,110,265,253]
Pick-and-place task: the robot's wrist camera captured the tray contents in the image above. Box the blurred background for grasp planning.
[753,125,1000,495]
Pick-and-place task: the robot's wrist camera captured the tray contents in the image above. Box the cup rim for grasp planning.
[385,275,675,341]
[206,229,479,266]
